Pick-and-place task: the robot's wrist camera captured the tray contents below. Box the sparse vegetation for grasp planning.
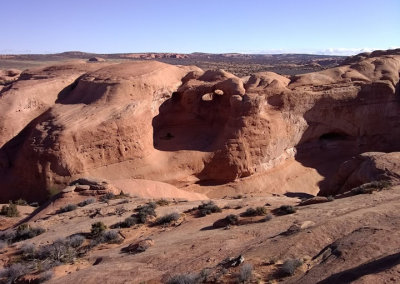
[242,206,268,217]
[154,212,180,226]
[112,216,138,228]
[38,270,53,283]
[14,199,28,206]
[2,235,86,283]
[0,224,46,243]
[275,205,297,215]
[196,201,222,217]
[225,214,239,225]
[99,191,130,202]
[68,235,85,248]
[238,263,253,283]
[167,273,201,284]
[0,240,6,249]
[280,258,303,276]
[156,198,170,206]
[57,204,77,213]
[99,192,115,202]
[0,263,28,284]
[91,222,107,238]
[260,214,273,222]
[114,206,126,216]
[100,230,122,244]
[351,180,392,195]
[77,198,96,207]
[134,202,157,223]
[0,202,20,217]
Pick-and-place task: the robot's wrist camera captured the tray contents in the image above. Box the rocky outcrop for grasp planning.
[329,152,400,194]
[0,50,400,201]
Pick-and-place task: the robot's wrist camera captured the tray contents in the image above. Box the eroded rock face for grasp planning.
[329,152,400,194]
[0,50,400,201]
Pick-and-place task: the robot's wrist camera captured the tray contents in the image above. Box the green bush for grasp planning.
[276,205,296,215]
[154,212,180,226]
[91,222,107,238]
[197,201,222,217]
[225,214,239,225]
[14,224,45,242]
[134,202,157,223]
[242,206,268,217]
[112,216,138,228]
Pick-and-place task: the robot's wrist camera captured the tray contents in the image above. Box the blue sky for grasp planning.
[2,0,399,55]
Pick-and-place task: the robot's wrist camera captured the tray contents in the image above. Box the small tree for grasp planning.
[91,222,107,238]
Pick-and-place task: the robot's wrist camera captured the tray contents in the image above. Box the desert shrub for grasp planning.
[100,230,122,244]
[20,243,36,259]
[77,198,96,207]
[156,198,170,206]
[238,263,253,283]
[38,270,53,283]
[112,216,138,228]
[0,225,44,244]
[118,199,130,204]
[197,201,222,217]
[276,205,296,215]
[225,214,239,225]
[351,180,392,195]
[134,202,157,223]
[280,259,303,276]
[0,230,16,244]
[242,206,268,217]
[260,214,273,222]
[154,212,180,226]
[37,238,77,263]
[0,263,28,284]
[14,224,45,242]
[14,199,28,206]
[1,202,20,217]
[100,193,115,202]
[91,222,107,238]
[0,240,6,249]
[167,273,201,284]
[57,204,77,213]
[114,206,126,216]
[67,235,85,248]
